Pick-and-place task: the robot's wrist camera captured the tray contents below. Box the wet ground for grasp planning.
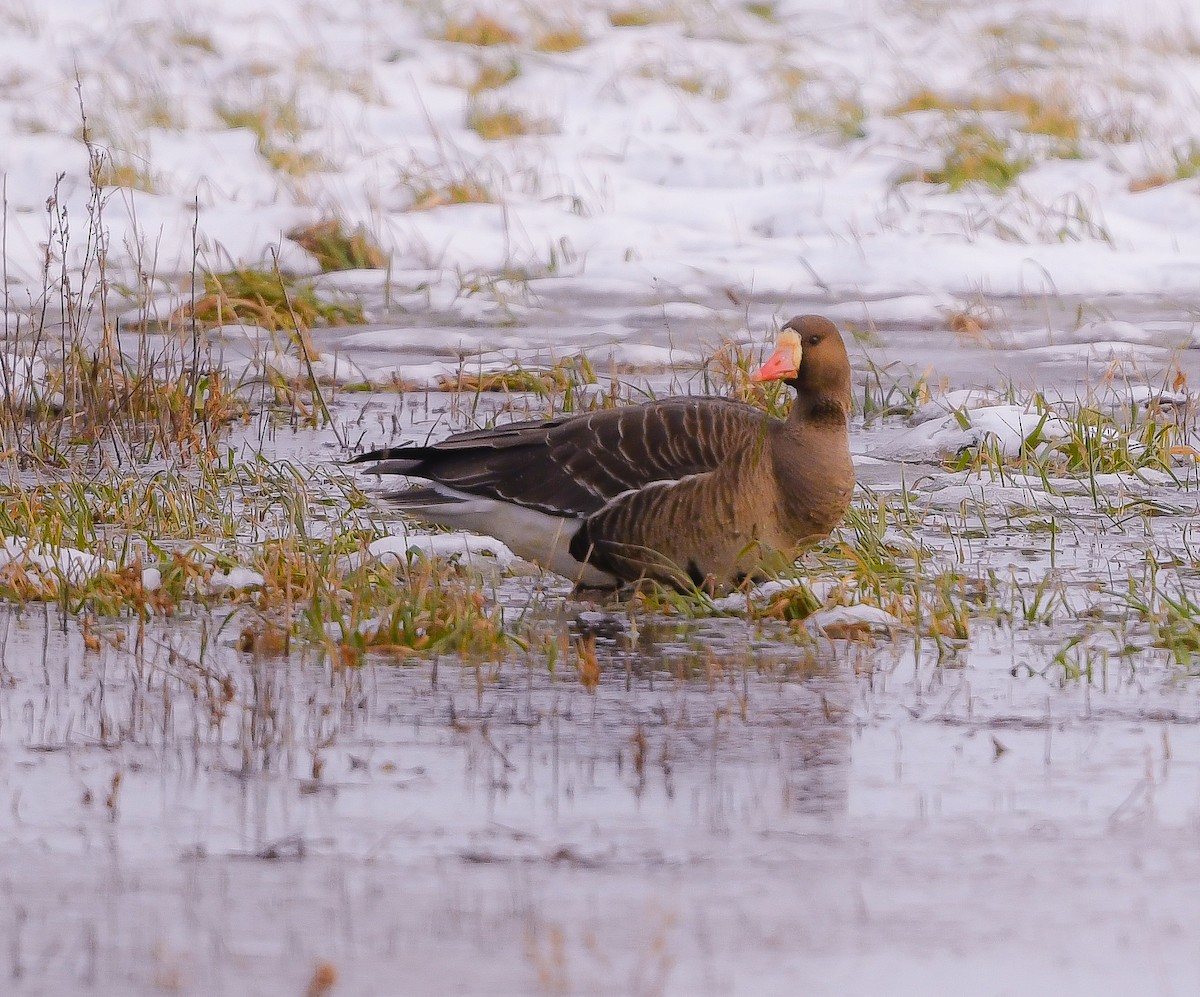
[5,602,1200,996]
[5,295,1200,995]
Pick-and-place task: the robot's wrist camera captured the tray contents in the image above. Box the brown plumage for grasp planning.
[352,315,854,592]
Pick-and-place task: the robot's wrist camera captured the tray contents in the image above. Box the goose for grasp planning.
[352,314,854,593]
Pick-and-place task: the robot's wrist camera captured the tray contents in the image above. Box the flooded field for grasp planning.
[11,0,1200,990]
[4,296,1200,996]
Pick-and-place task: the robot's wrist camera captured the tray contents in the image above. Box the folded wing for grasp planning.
[355,397,774,518]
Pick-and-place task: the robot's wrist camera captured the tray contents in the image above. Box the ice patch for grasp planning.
[1048,320,1176,348]
[820,295,960,327]
[257,350,372,385]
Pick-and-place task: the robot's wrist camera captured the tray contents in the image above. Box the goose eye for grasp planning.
[807,334,822,346]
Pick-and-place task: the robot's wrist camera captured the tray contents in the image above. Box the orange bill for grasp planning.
[750,343,801,382]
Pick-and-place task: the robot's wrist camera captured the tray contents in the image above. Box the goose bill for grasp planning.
[750,343,801,383]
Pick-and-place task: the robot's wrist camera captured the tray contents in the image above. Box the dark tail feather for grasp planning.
[348,445,442,475]
[349,446,431,464]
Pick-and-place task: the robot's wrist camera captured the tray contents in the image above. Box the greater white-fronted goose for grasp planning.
[353,315,854,592]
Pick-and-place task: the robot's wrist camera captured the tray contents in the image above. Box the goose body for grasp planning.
[353,315,855,592]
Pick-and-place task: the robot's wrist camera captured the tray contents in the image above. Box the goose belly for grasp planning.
[395,487,618,587]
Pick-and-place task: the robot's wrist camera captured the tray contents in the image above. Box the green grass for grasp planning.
[90,156,156,192]
[0,134,516,657]
[175,266,365,330]
[890,87,1084,144]
[904,121,1032,191]
[949,395,1181,494]
[792,95,866,141]
[608,6,673,27]
[534,27,588,53]
[214,95,329,177]
[637,62,731,101]
[403,175,495,210]
[743,2,777,21]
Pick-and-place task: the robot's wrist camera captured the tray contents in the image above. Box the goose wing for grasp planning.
[354,397,773,518]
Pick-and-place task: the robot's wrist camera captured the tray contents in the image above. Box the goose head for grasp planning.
[750,315,852,415]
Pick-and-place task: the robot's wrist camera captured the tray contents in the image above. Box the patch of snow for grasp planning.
[256,350,372,385]
[881,405,1073,463]
[0,537,161,591]
[9,0,1200,333]
[1123,385,1190,409]
[362,532,518,571]
[808,605,906,633]
[1049,320,1179,348]
[710,579,797,613]
[206,567,265,593]
[907,389,1006,425]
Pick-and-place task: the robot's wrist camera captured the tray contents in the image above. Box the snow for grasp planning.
[0,537,162,591]
[3,0,1200,344]
[206,566,265,593]
[808,604,906,633]
[359,532,518,570]
[255,348,372,385]
[710,578,799,613]
[881,403,1074,462]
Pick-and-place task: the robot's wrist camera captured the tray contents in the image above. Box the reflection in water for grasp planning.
[1,569,1198,994]
[442,610,859,842]
[0,600,860,857]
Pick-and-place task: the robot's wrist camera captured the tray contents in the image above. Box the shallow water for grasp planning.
[6,296,1200,995]
[4,600,1200,995]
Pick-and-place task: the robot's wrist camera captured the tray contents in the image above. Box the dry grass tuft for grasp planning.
[90,158,156,192]
[441,13,521,46]
[215,96,329,177]
[406,177,495,210]
[1129,142,1200,192]
[468,60,521,95]
[903,121,1031,191]
[288,219,388,271]
[890,86,1084,149]
[534,27,588,53]
[466,104,550,140]
[608,6,673,27]
[175,267,365,330]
